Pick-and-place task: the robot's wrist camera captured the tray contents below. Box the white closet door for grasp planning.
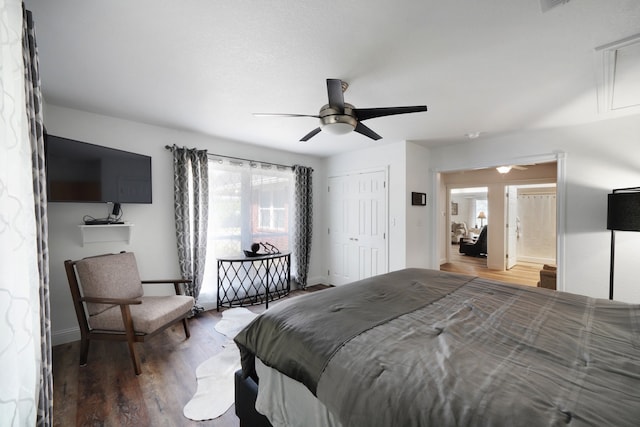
[329,170,387,286]
[328,175,351,285]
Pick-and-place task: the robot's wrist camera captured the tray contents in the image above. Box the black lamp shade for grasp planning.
[607,192,640,231]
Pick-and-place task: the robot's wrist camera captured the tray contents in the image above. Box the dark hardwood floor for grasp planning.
[53,286,330,427]
[55,310,239,426]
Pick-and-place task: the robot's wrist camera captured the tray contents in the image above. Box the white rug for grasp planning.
[214,306,259,338]
[183,307,258,421]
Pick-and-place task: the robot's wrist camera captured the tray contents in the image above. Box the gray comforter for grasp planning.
[235,268,640,426]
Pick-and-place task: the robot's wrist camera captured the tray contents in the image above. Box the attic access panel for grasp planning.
[596,33,640,113]
[611,42,640,110]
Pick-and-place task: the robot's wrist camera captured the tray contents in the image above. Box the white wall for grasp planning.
[405,141,431,268]
[427,114,640,303]
[45,105,326,344]
[486,182,506,270]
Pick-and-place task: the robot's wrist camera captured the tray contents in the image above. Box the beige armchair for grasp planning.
[451,221,468,244]
[64,251,194,375]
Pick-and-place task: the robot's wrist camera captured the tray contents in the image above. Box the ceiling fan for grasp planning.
[254,79,428,142]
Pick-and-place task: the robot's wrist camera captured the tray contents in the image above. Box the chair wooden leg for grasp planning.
[182,318,191,339]
[120,305,142,375]
[79,337,90,366]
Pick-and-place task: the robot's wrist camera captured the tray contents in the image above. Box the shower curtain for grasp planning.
[516,193,556,263]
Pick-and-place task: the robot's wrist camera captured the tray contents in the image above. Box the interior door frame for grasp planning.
[506,185,519,270]
[430,152,566,291]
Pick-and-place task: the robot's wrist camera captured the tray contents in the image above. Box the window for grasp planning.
[255,175,289,233]
[198,159,294,308]
[475,199,488,227]
[450,187,488,228]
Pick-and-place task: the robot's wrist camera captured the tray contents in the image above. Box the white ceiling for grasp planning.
[25,0,640,158]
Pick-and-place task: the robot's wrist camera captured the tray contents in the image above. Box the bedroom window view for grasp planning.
[197,159,294,309]
[257,183,288,232]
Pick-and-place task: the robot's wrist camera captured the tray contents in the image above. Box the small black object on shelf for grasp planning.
[260,242,280,254]
[243,242,280,258]
[243,242,274,257]
[84,219,124,225]
[243,242,262,257]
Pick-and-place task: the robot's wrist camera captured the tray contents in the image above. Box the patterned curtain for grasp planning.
[293,165,313,289]
[24,6,53,426]
[170,145,209,314]
[0,2,51,425]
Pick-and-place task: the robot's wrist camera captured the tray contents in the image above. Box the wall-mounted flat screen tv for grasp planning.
[45,134,152,204]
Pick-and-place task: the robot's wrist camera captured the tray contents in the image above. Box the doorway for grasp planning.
[506,183,557,268]
[439,161,558,287]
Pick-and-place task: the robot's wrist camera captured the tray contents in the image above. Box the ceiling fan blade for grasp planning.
[354,105,428,121]
[354,122,382,140]
[326,79,345,112]
[300,127,322,142]
[253,113,320,118]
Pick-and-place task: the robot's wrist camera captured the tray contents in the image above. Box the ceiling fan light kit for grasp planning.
[319,104,357,134]
[321,121,355,135]
[255,79,427,142]
[496,164,529,174]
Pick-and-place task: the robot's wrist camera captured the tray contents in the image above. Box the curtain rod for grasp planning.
[164,145,297,170]
[207,153,294,170]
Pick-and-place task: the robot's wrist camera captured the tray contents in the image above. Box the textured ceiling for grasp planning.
[25,0,640,157]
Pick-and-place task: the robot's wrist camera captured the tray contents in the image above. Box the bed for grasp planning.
[234,268,640,427]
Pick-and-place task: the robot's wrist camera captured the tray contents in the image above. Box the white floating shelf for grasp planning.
[78,223,134,246]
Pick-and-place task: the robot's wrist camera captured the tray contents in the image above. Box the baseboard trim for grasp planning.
[518,256,555,265]
[304,275,326,287]
[52,326,80,346]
